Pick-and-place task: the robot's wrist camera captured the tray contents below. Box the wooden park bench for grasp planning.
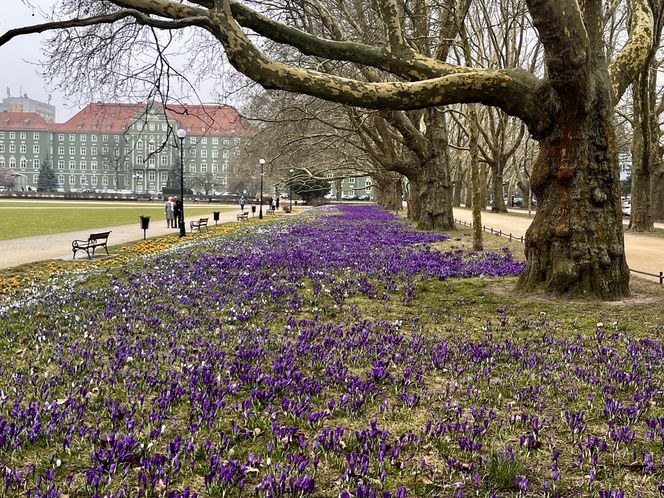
[72,231,112,260]
[190,217,209,232]
[237,212,249,221]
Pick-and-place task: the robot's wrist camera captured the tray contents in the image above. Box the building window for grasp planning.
[69,146,75,155]
[9,157,16,169]
[102,160,109,170]
[148,170,156,182]
[9,144,15,153]
[91,135,97,142]
[69,134,75,141]
[148,156,155,166]
[80,147,87,155]
[91,176,98,186]
[91,161,98,171]
[69,175,75,185]
[201,150,208,158]
[80,135,87,142]
[190,164,196,173]
[20,132,26,139]
[136,140,143,150]
[91,146,97,156]
[190,149,197,158]
[20,158,27,169]
[57,160,64,170]
[102,176,109,186]
[102,135,109,142]
[349,177,355,184]
[33,145,40,154]
[20,144,27,154]
[33,132,40,140]
[58,146,64,155]
[201,137,207,145]
[114,135,120,143]
[102,147,108,155]
[212,163,218,173]
[0,132,4,139]
[58,174,64,185]
[160,155,168,166]
[212,150,219,159]
[223,150,229,158]
[33,159,40,169]
[189,137,196,144]
[80,161,87,170]
[148,141,155,153]
[0,144,3,153]
[69,160,76,170]
[136,155,143,164]
[9,132,16,139]
[0,157,4,168]
[201,163,207,173]
[160,171,168,182]
[212,137,219,145]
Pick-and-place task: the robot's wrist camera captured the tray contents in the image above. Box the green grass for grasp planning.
[0,199,235,240]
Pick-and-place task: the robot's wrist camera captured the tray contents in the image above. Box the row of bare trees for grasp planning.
[2,0,661,299]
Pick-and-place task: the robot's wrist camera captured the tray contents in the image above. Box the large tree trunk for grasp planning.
[407,178,422,221]
[415,156,456,231]
[374,172,403,211]
[517,87,629,298]
[652,170,664,221]
[628,65,656,231]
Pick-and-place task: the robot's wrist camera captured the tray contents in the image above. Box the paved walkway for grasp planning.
[0,207,256,270]
[453,207,664,284]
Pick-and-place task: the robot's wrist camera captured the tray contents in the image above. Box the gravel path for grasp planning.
[0,207,262,270]
[453,207,664,284]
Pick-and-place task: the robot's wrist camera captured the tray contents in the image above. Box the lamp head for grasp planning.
[176,128,187,140]
[259,158,266,165]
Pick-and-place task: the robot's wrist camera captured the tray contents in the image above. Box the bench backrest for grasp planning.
[89,231,111,241]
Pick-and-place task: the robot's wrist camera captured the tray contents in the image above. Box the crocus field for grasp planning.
[1,205,664,497]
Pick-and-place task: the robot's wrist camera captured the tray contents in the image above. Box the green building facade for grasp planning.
[0,102,252,193]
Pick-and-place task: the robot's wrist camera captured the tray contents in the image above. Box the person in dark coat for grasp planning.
[173,197,183,228]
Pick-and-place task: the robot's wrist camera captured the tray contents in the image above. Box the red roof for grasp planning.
[53,102,253,136]
[0,112,50,130]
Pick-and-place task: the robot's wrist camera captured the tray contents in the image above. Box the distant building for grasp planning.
[0,90,56,122]
[618,153,632,179]
[327,172,373,199]
[0,101,253,192]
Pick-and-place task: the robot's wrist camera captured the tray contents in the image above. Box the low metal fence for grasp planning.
[454,218,664,285]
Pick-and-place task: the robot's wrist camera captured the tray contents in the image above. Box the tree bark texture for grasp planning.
[374,171,403,211]
[516,80,630,298]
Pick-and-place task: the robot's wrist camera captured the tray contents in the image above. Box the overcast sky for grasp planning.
[0,1,77,119]
[0,1,232,122]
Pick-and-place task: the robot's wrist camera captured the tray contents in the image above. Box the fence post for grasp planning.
[660,272,663,285]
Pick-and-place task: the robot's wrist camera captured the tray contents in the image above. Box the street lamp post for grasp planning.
[289,168,294,211]
[177,128,187,237]
[259,158,265,219]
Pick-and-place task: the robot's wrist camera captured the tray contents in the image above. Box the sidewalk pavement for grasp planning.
[0,208,254,270]
[453,207,664,284]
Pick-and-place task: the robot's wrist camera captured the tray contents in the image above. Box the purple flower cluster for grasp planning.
[1,205,661,496]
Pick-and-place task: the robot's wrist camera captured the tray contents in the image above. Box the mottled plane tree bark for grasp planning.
[628,0,664,231]
[1,0,654,298]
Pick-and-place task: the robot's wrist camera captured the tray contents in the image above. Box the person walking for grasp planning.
[240,195,246,212]
[164,196,175,228]
[271,198,276,212]
[173,197,182,229]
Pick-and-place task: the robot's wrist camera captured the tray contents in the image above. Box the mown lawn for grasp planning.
[0,200,234,240]
[0,204,663,498]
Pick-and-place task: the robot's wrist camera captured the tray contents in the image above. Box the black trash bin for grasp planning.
[139,215,150,239]
[213,211,220,225]
[251,205,256,217]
